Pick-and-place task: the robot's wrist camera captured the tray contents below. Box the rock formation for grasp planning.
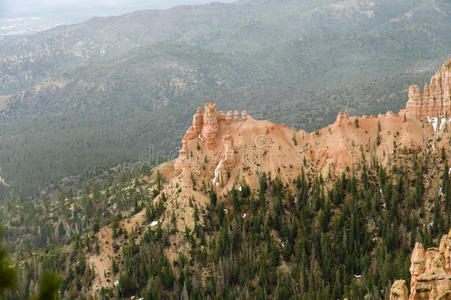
[223,131,236,169]
[233,110,239,122]
[160,61,451,289]
[404,59,451,118]
[410,242,427,297]
[175,102,245,179]
[202,103,219,149]
[226,111,233,125]
[390,280,408,300]
[192,107,204,136]
[391,228,451,300]
[242,111,248,121]
[172,59,450,194]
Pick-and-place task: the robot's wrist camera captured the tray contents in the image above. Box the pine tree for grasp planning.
[0,226,17,295]
[443,161,450,210]
[33,271,62,300]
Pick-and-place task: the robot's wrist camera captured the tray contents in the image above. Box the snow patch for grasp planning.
[211,160,223,187]
[427,116,451,132]
[427,116,439,132]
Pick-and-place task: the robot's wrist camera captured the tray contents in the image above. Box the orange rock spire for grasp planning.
[391,228,451,300]
[405,59,451,118]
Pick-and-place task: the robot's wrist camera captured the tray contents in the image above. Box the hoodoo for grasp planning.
[390,229,451,300]
[404,59,451,118]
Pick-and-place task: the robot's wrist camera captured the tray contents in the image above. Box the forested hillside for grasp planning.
[0,140,449,299]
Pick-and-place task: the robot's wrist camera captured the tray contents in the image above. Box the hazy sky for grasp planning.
[0,0,236,18]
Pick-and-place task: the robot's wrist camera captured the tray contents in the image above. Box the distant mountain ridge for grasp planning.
[1,0,450,94]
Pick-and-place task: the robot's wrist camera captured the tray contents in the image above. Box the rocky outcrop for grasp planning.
[390,280,408,300]
[173,102,439,193]
[223,131,236,169]
[202,103,219,149]
[404,59,451,118]
[173,59,451,194]
[175,103,247,178]
[391,229,451,300]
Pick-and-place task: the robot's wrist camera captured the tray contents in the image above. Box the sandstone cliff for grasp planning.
[404,59,451,119]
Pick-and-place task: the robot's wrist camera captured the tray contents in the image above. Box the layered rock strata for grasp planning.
[404,59,451,118]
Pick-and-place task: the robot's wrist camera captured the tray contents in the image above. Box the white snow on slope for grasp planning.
[212,160,223,186]
[427,116,451,132]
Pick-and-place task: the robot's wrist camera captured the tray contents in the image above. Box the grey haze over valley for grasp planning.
[0,0,236,35]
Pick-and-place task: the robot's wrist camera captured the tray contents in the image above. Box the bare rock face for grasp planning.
[174,102,242,177]
[233,110,239,122]
[390,280,408,300]
[392,229,451,300]
[225,111,233,125]
[192,107,204,136]
[409,242,427,298]
[202,103,219,149]
[405,59,451,118]
[242,111,248,121]
[223,131,236,169]
[333,111,350,128]
[440,229,451,275]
